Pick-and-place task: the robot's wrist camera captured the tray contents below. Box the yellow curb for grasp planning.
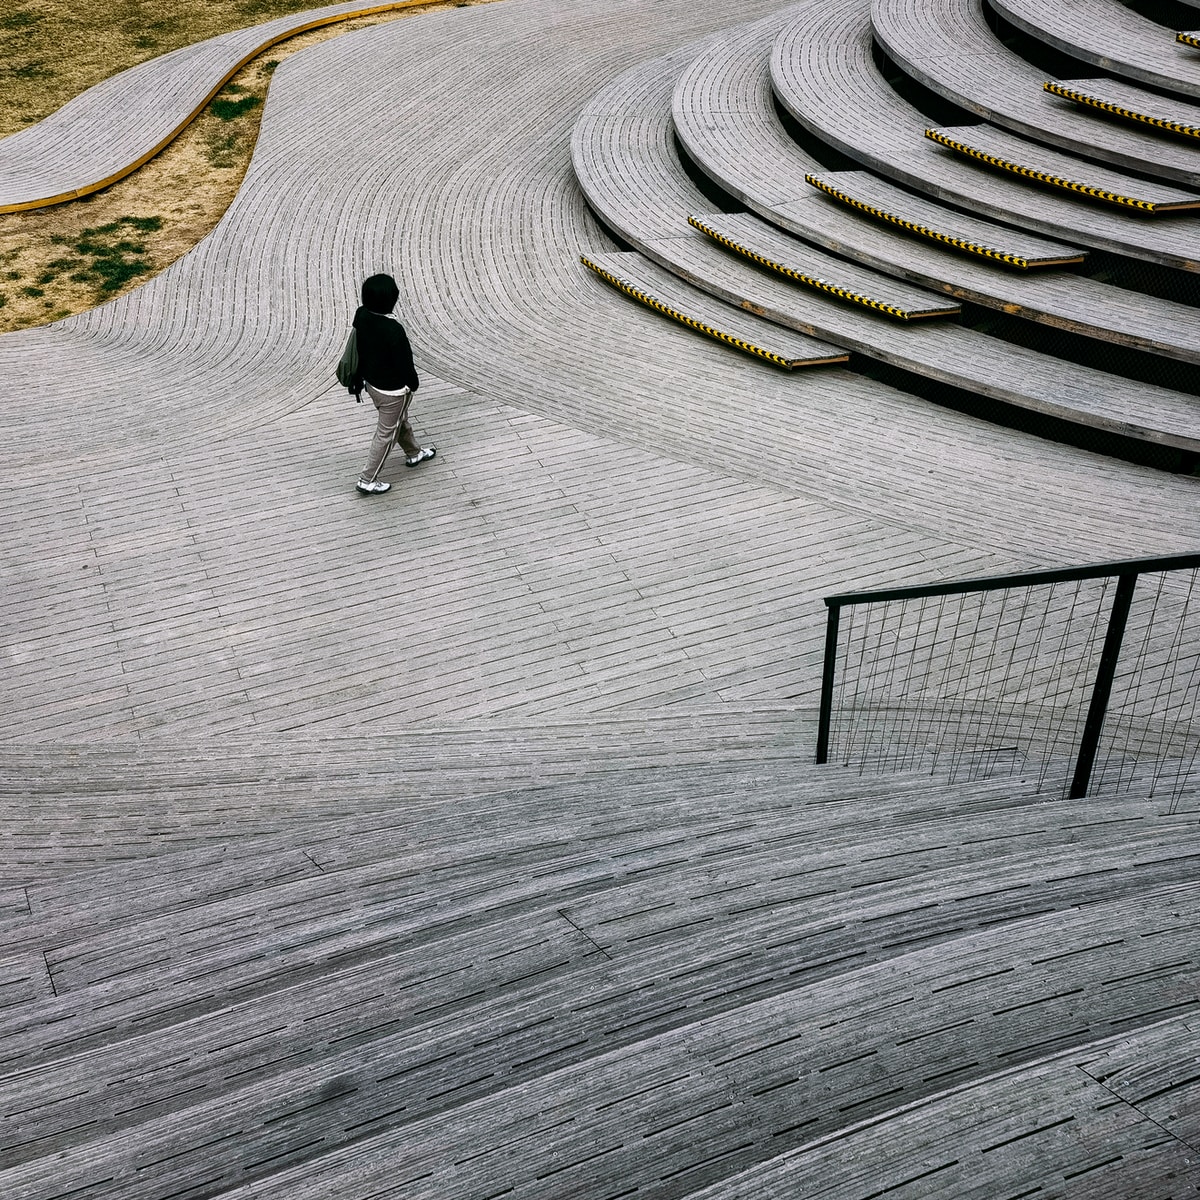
[924,127,1199,212]
[804,173,1084,269]
[1043,81,1200,140]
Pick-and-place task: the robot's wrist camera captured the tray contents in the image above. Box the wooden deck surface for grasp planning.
[2,0,1200,1197]
[872,0,1200,187]
[771,0,1200,271]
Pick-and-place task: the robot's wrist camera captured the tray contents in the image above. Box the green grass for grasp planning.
[210,94,262,121]
[46,216,165,294]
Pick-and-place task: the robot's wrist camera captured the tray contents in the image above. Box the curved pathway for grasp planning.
[0,2,1198,1198]
[0,0,432,212]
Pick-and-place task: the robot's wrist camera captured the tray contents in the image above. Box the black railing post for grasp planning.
[815,603,840,764]
[1069,572,1139,799]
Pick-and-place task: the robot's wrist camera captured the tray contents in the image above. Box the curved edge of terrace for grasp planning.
[0,0,435,214]
[871,0,1200,188]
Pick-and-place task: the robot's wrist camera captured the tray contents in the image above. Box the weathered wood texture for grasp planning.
[771,0,1200,270]
[1,0,1199,1197]
[0,0,441,212]
[872,0,1200,186]
[667,17,1200,364]
[574,45,1200,451]
[990,0,1200,100]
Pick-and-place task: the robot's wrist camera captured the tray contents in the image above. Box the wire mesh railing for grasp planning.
[815,554,1200,809]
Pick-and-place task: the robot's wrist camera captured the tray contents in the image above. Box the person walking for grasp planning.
[352,273,435,495]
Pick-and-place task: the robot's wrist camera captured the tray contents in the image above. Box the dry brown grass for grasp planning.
[0,1,494,333]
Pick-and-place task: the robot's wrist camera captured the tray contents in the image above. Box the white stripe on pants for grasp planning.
[360,383,419,481]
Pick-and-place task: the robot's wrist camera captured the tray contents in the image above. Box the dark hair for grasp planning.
[361,273,400,314]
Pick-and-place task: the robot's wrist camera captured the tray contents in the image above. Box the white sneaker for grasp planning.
[406,446,436,468]
[355,478,391,495]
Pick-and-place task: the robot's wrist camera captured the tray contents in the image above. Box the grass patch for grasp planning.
[210,93,262,121]
[47,216,164,293]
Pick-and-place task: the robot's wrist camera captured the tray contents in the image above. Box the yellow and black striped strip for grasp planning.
[1178,31,1200,50]
[687,215,958,321]
[925,128,1195,212]
[1044,80,1200,139]
[804,173,1083,269]
[579,255,845,369]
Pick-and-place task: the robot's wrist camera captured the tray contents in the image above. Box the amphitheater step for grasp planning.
[990,0,1200,101]
[642,229,1200,454]
[579,251,849,369]
[771,0,1200,271]
[871,0,1200,187]
[667,19,1200,364]
[803,170,1084,268]
[1045,76,1200,140]
[573,45,1200,453]
[687,211,961,320]
[924,124,1200,213]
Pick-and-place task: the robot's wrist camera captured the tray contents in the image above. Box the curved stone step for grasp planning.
[0,0,431,212]
[990,0,1200,102]
[687,212,961,320]
[871,0,1200,187]
[1045,76,1200,141]
[581,251,850,369]
[771,0,1200,271]
[924,123,1200,213]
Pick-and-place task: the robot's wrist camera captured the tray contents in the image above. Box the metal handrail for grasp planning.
[816,552,1200,798]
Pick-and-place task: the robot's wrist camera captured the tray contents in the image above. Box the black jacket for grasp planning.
[352,307,419,392]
